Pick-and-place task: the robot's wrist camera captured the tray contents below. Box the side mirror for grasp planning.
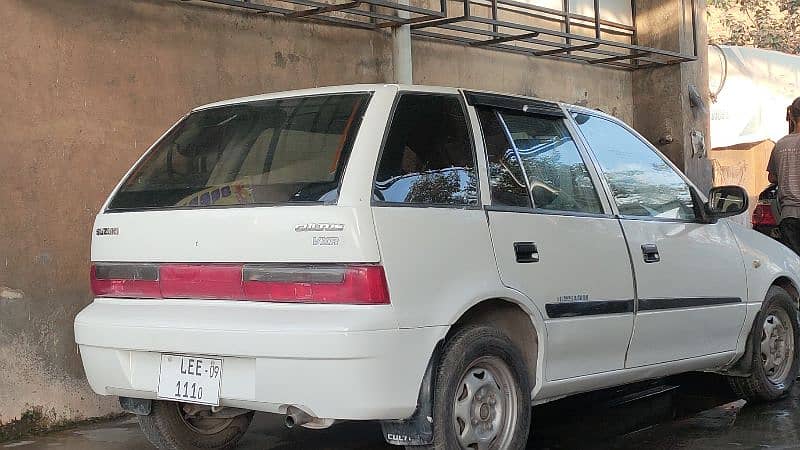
[706,185,749,220]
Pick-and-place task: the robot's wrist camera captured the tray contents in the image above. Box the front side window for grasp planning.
[573,113,696,220]
[374,94,478,206]
[108,93,370,210]
[478,108,603,214]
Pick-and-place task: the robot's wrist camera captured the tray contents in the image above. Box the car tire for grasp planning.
[138,400,254,450]
[728,286,800,403]
[420,325,531,450]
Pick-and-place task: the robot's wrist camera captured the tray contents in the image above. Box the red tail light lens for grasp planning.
[243,265,390,304]
[90,263,161,298]
[160,264,243,300]
[753,202,777,227]
[90,263,390,305]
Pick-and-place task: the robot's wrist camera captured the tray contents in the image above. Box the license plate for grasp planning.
[157,354,223,406]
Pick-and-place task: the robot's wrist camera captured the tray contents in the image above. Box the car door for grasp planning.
[469,93,637,381]
[571,111,748,368]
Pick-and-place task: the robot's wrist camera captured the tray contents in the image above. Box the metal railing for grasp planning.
[175,0,696,69]
[184,0,446,28]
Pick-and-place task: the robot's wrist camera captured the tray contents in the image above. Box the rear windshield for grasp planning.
[107,93,371,210]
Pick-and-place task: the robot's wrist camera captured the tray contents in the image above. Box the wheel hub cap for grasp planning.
[761,309,795,385]
[453,357,518,450]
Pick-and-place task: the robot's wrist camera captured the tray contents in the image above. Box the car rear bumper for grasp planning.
[75,298,445,420]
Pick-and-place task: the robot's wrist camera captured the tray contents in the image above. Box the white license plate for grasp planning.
[157,354,223,406]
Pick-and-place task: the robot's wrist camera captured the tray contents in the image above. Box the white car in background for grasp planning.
[75,84,800,450]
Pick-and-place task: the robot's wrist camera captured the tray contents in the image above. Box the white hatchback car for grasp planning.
[76,84,800,450]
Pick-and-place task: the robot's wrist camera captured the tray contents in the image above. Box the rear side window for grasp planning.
[108,93,370,210]
[477,109,531,208]
[374,94,478,206]
[478,108,603,214]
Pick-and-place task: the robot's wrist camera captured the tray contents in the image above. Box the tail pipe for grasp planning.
[285,406,313,428]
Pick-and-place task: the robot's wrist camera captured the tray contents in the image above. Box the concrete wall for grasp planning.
[0,0,395,426]
[632,0,712,192]
[413,41,633,121]
[1,0,645,426]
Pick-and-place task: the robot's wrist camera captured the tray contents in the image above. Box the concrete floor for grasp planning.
[5,375,800,449]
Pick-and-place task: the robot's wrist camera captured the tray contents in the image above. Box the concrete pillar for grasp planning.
[632,0,712,193]
[392,4,413,84]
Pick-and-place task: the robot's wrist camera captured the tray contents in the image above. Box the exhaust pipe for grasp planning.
[285,406,313,428]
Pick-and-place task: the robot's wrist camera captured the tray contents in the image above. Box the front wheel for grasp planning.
[138,400,254,450]
[425,325,532,450]
[728,286,800,402]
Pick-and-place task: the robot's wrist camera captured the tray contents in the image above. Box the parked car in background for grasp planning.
[75,85,800,450]
[753,184,783,242]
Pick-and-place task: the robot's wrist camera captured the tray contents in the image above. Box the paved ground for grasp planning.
[5,374,800,449]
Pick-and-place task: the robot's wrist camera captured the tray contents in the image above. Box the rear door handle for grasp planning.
[514,242,539,263]
[641,243,660,263]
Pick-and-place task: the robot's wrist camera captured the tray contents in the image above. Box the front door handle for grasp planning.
[514,242,539,263]
[641,243,660,263]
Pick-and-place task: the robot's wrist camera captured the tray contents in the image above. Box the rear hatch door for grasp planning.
[93,91,378,264]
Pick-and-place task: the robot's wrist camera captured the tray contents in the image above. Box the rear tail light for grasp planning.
[160,264,244,300]
[242,265,389,304]
[752,202,777,227]
[90,263,161,298]
[90,263,390,305]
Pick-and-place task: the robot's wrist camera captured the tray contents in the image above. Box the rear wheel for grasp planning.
[728,286,800,402]
[138,400,253,450]
[425,325,531,450]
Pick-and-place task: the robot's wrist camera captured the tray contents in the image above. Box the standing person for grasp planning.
[767,97,800,254]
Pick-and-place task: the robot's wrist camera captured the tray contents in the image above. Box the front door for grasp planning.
[572,112,748,367]
[473,101,637,381]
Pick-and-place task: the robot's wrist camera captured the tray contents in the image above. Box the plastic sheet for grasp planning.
[710,45,800,149]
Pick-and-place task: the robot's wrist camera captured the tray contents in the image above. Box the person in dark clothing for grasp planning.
[767,97,800,254]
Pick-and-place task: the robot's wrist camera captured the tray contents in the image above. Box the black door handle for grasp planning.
[514,242,539,263]
[641,243,660,263]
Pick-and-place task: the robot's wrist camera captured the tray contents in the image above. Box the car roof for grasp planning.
[194,84,401,110]
[192,84,612,119]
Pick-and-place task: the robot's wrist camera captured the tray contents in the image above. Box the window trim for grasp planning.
[476,105,612,217]
[370,91,483,210]
[566,109,706,225]
[484,204,616,220]
[464,91,565,118]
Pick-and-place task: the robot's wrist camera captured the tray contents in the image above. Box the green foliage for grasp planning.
[708,0,800,54]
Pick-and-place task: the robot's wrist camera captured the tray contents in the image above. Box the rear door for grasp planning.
[571,111,748,367]
[470,94,636,381]
[369,91,499,329]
